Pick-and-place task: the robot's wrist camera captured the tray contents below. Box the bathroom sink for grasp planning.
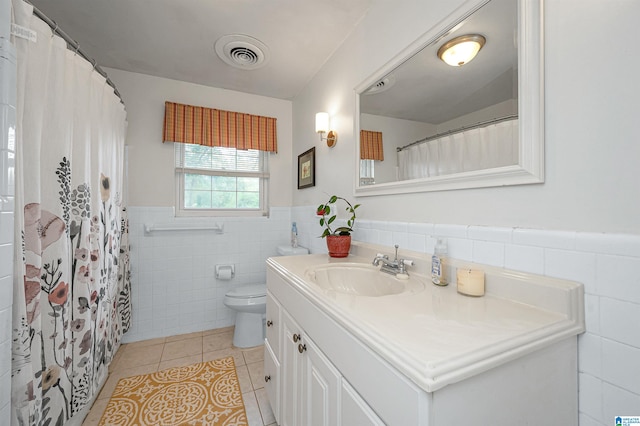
[305,263,424,297]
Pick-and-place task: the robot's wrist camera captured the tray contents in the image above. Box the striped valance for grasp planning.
[163,101,278,152]
[360,130,384,161]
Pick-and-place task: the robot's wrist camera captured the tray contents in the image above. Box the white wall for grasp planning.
[102,69,296,342]
[292,0,640,234]
[122,206,292,342]
[360,113,434,183]
[291,0,640,424]
[436,99,517,133]
[105,68,294,208]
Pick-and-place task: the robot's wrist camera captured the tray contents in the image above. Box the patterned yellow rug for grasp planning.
[99,356,248,425]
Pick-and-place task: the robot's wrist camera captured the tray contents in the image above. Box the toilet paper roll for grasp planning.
[216,265,234,280]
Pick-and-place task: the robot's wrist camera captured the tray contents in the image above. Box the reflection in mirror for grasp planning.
[355,0,544,195]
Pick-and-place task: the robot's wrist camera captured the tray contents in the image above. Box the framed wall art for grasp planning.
[297,147,315,189]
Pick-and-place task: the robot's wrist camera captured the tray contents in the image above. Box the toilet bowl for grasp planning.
[224,245,308,348]
[224,284,267,347]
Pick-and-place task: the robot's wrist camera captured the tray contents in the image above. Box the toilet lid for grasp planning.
[226,284,266,298]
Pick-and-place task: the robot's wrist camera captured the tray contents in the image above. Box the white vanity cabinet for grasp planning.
[340,380,385,426]
[265,244,585,425]
[267,286,380,426]
[285,309,341,426]
[266,267,420,425]
[264,292,281,424]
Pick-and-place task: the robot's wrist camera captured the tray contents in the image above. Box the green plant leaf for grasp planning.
[335,226,351,235]
[318,195,359,238]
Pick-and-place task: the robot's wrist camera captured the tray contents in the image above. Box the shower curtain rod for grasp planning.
[396,114,518,152]
[28,3,123,104]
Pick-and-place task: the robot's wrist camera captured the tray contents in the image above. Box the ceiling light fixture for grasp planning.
[437,34,486,67]
[315,112,337,147]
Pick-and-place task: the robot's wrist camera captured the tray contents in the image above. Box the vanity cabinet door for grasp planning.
[265,291,280,359]
[301,337,340,426]
[341,380,385,425]
[281,309,304,426]
[264,341,280,424]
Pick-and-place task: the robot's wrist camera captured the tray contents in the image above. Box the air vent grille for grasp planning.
[364,75,396,95]
[229,47,260,66]
[215,35,269,70]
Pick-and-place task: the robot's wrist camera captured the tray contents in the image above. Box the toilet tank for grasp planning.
[277,245,309,256]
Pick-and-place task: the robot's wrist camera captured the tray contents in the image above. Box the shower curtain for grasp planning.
[397,118,518,180]
[10,1,130,424]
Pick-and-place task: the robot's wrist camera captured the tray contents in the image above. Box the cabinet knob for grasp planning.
[266,320,273,327]
[264,375,271,382]
[298,343,307,354]
[292,333,301,342]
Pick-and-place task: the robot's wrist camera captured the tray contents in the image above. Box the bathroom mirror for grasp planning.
[354,0,543,196]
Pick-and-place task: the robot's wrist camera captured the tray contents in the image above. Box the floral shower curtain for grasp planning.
[11,1,130,424]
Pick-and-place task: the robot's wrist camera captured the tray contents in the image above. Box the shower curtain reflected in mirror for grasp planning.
[397,119,519,180]
[11,1,130,424]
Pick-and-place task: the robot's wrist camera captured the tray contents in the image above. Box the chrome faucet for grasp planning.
[372,245,414,276]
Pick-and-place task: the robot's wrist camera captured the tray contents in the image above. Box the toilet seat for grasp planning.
[225,283,266,299]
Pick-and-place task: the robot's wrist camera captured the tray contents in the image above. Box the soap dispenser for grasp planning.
[291,222,298,248]
[431,238,448,286]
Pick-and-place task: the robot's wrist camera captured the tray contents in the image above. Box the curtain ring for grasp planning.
[92,59,97,70]
[73,41,80,56]
[51,21,58,38]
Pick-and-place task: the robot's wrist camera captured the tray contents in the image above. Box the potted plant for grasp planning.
[317,195,360,258]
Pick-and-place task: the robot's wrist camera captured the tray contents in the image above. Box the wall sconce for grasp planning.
[315,112,338,147]
[437,34,486,67]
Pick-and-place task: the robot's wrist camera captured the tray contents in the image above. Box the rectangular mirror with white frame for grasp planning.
[355,0,543,196]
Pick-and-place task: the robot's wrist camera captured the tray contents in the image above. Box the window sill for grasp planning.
[175,208,269,218]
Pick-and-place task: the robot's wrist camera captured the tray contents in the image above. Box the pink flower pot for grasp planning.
[326,235,351,258]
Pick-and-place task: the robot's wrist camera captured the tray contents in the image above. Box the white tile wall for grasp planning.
[120,203,640,423]
[123,206,294,343]
[291,205,640,425]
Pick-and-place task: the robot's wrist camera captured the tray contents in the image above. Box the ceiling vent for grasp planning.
[364,75,396,95]
[215,34,269,70]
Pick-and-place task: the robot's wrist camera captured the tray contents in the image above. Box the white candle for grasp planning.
[456,268,485,296]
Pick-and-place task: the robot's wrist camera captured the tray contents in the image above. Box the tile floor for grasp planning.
[82,327,276,426]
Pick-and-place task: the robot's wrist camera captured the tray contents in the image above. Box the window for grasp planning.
[360,159,375,186]
[175,143,269,216]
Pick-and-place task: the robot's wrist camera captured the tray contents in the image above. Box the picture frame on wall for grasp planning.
[297,147,316,189]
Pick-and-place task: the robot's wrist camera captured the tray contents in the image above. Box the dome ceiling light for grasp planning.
[437,34,486,67]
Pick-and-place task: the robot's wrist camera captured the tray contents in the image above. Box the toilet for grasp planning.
[224,245,309,348]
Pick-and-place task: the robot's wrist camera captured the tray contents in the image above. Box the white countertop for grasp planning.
[267,242,585,392]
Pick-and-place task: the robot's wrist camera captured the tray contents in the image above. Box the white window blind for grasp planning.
[175,143,269,215]
[359,159,375,186]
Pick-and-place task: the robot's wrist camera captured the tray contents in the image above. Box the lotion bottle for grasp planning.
[291,222,298,248]
[431,238,448,286]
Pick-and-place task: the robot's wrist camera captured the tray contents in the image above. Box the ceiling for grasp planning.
[360,0,518,125]
[28,0,374,100]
